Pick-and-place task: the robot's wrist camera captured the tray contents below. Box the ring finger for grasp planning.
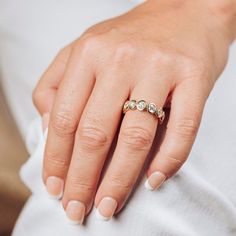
[94,77,170,220]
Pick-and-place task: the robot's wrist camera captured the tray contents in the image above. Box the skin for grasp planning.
[33,0,236,222]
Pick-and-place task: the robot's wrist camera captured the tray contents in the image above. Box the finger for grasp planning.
[33,45,72,115]
[145,80,207,190]
[62,72,129,224]
[43,42,95,199]
[94,78,170,220]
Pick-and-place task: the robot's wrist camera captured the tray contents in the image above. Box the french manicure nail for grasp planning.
[96,197,117,221]
[144,171,166,191]
[46,176,64,199]
[66,200,86,225]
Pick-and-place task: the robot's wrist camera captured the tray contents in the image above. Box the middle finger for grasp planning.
[62,71,129,224]
[95,78,170,220]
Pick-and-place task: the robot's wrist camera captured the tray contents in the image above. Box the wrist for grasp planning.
[143,0,236,44]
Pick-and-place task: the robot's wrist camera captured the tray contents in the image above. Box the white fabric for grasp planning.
[0,1,236,235]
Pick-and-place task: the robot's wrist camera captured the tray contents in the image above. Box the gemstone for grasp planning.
[148,103,157,114]
[137,100,147,111]
[123,101,129,112]
[129,100,137,110]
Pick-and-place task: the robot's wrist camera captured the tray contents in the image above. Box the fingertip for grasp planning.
[95,208,110,221]
[45,176,64,199]
[144,171,166,191]
[144,178,154,191]
[95,197,117,221]
[65,200,86,225]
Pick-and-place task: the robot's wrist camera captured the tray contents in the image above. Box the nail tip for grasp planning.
[65,200,85,226]
[144,180,154,191]
[144,172,166,191]
[95,209,110,221]
[67,218,83,225]
[45,176,64,200]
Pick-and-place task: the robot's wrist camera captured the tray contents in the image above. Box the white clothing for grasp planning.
[0,1,236,235]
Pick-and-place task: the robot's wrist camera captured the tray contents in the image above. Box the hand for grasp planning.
[33,0,235,224]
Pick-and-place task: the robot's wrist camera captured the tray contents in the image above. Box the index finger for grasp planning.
[33,45,72,115]
[43,42,96,198]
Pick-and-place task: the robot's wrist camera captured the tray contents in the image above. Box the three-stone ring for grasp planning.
[123,99,165,124]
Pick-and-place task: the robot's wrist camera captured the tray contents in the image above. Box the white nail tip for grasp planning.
[144,179,154,191]
[95,208,110,221]
[67,218,82,225]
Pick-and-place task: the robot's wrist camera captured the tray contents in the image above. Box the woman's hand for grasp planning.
[33,0,235,224]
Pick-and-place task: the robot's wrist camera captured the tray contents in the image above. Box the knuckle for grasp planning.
[112,42,137,62]
[149,49,175,68]
[109,175,133,191]
[55,45,72,64]
[51,111,78,137]
[70,35,101,62]
[77,126,109,151]
[45,150,69,169]
[68,178,94,194]
[153,50,172,65]
[173,118,199,138]
[120,126,153,150]
[166,151,185,166]
[159,148,186,170]
[79,35,101,55]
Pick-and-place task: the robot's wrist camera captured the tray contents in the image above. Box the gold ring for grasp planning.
[123,99,165,124]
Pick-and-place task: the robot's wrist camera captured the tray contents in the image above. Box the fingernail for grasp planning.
[144,171,166,191]
[42,113,50,132]
[96,197,117,221]
[46,176,64,199]
[66,200,86,225]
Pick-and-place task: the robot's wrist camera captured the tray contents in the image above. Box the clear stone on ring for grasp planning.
[148,102,157,114]
[129,100,137,110]
[137,100,147,111]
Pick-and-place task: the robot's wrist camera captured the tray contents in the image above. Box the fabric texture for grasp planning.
[0,1,236,235]
[13,99,236,235]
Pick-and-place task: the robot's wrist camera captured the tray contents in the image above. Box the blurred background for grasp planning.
[0,87,30,236]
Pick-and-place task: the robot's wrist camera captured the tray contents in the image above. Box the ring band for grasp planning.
[123,99,165,124]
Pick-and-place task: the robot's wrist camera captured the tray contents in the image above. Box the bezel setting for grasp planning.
[123,99,165,124]
[137,100,147,111]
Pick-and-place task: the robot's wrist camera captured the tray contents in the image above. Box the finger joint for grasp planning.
[51,111,78,137]
[77,126,109,152]
[120,126,153,151]
[172,118,199,139]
